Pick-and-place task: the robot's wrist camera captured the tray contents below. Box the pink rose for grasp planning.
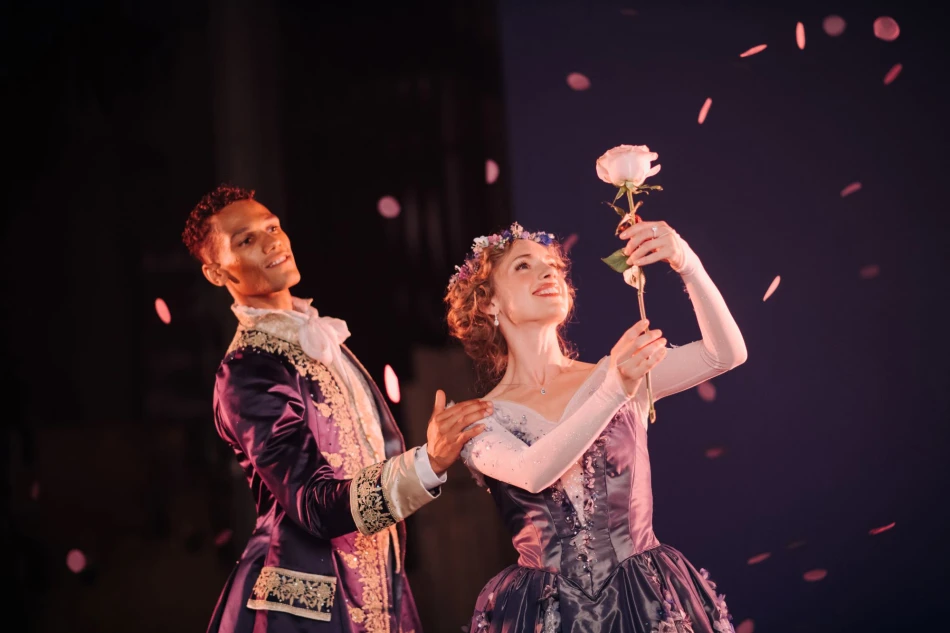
[595,145,661,187]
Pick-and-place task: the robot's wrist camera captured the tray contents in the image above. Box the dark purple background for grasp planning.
[498,2,949,630]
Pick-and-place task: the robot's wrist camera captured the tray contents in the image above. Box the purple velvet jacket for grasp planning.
[207,326,427,633]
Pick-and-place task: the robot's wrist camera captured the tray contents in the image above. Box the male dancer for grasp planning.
[183,184,489,632]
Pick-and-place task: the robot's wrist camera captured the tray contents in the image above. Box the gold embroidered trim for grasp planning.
[227,329,366,478]
[322,451,344,469]
[351,461,395,535]
[228,329,322,381]
[353,531,392,633]
[229,328,394,633]
[247,566,336,621]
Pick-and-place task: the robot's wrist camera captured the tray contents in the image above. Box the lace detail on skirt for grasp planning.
[700,568,735,633]
[540,583,561,633]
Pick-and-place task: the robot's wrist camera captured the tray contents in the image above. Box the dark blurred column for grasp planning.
[209,0,287,220]
[207,0,290,553]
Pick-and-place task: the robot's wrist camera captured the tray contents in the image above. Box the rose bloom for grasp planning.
[596,145,661,188]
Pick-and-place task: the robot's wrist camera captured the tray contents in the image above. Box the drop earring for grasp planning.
[494,314,499,327]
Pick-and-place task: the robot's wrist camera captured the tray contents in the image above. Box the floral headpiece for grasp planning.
[447,222,557,291]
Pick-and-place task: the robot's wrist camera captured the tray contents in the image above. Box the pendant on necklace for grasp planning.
[541,388,546,395]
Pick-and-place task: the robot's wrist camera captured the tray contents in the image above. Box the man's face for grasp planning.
[201,199,301,299]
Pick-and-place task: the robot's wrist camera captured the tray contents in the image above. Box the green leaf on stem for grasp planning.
[613,187,626,203]
[602,248,631,273]
[603,201,627,217]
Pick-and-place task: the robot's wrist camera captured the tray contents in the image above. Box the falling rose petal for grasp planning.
[739,44,767,58]
[213,529,234,547]
[705,446,725,459]
[823,15,846,37]
[736,620,755,633]
[384,364,401,404]
[786,540,806,549]
[840,182,862,197]
[154,298,171,325]
[747,552,771,565]
[698,98,712,124]
[763,276,781,302]
[66,549,87,573]
[869,522,896,535]
[859,264,880,280]
[566,72,591,91]
[883,63,903,85]
[697,382,716,402]
[873,17,900,42]
[30,481,40,501]
[561,233,579,253]
[377,196,401,219]
[803,569,828,582]
[485,159,500,184]
[796,22,806,50]
[620,8,638,17]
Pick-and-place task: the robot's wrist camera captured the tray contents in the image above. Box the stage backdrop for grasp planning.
[496,2,950,631]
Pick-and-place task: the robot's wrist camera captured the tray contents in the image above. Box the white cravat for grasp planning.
[294,299,351,373]
[232,297,445,490]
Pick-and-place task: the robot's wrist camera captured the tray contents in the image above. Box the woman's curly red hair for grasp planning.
[444,240,577,389]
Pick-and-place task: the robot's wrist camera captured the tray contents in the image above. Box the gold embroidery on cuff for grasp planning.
[247,566,337,621]
[351,461,396,535]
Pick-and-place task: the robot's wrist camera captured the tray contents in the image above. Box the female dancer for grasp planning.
[444,220,747,632]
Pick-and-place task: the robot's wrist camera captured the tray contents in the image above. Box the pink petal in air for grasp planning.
[698,98,712,124]
[823,15,846,37]
[763,276,781,302]
[66,549,87,573]
[873,17,900,42]
[561,233,579,253]
[740,44,767,58]
[860,264,880,280]
[214,529,234,547]
[705,446,725,459]
[620,8,638,17]
[803,569,828,582]
[697,382,716,402]
[566,72,591,91]
[747,552,771,565]
[736,620,755,633]
[377,196,401,219]
[485,159,500,185]
[154,298,171,325]
[869,522,896,535]
[384,364,401,404]
[840,182,862,197]
[796,22,806,50]
[883,63,903,85]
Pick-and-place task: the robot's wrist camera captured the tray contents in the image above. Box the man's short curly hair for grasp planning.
[182,184,256,261]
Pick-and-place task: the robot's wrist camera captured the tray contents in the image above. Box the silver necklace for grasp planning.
[501,366,573,395]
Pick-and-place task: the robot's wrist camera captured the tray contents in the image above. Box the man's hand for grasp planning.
[425,390,492,476]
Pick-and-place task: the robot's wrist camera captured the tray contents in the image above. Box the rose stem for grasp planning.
[627,186,656,423]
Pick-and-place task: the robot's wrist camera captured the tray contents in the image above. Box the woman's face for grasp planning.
[489,239,571,328]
